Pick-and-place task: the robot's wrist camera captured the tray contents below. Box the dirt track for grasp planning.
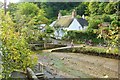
[37,52,119,78]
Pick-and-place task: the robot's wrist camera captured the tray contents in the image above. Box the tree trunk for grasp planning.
[4,0,6,15]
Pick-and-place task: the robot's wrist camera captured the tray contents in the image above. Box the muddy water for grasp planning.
[36,51,118,78]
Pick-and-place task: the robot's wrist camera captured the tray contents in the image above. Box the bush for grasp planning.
[102,14,112,22]
[111,20,120,27]
[88,19,102,30]
[63,30,104,44]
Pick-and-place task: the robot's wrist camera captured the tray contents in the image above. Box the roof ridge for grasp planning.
[61,15,72,17]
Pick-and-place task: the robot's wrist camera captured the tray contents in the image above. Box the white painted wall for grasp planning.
[66,18,83,31]
[49,21,56,27]
[54,28,64,39]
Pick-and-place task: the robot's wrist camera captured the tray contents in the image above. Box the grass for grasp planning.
[52,45,119,59]
[74,45,118,55]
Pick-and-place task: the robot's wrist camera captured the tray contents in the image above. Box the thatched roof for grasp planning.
[53,15,88,28]
[54,15,73,28]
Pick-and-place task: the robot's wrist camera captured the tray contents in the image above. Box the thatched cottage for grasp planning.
[50,10,88,39]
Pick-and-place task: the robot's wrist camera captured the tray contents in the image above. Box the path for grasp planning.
[42,45,83,52]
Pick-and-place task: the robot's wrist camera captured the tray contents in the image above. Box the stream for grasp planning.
[36,51,119,78]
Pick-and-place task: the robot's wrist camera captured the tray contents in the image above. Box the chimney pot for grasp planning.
[58,11,61,20]
[72,9,76,18]
[82,15,85,19]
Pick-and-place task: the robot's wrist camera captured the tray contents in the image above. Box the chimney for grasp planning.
[58,11,61,20]
[82,15,85,19]
[72,9,76,18]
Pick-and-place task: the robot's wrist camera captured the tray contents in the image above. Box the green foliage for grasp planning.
[111,20,120,27]
[0,11,38,78]
[39,26,55,49]
[7,2,49,26]
[45,26,54,34]
[102,14,112,22]
[40,2,80,20]
[53,46,119,58]
[76,15,81,18]
[7,2,49,44]
[17,2,39,17]
[98,3,107,15]
[88,2,99,15]
[63,30,104,44]
[1,2,119,78]
[96,20,119,53]
[7,3,18,16]
[88,19,102,30]
[76,3,87,16]
[104,2,117,14]
[59,10,70,16]
[33,2,119,21]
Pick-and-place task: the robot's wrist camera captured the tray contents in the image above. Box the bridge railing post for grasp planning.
[38,62,44,72]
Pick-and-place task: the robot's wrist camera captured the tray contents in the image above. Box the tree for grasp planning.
[16,2,49,24]
[0,10,38,78]
[98,3,108,15]
[0,1,3,8]
[59,10,70,16]
[4,0,6,15]
[17,2,39,17]
[7,3,18,17]
[76,3,87,16]
[40,2,80,20]
[95,15,119,53]
[87,19,103,31]
[104,2,118,14]
[102,14,112,22]
[111,19,120,28]
[10,2,49,44]
[88,2,99,15]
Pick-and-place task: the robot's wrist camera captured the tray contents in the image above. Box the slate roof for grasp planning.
[53,15,88,28]
[77,18,88,28]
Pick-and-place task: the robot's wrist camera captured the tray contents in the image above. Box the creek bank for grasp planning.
[51,45,120,60]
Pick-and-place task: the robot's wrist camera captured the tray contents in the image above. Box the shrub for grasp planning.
[102,14,112,22]
[88,19,102,30]
[63,30,104,44]
[111,20,120,27]
[0,10,38,78]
